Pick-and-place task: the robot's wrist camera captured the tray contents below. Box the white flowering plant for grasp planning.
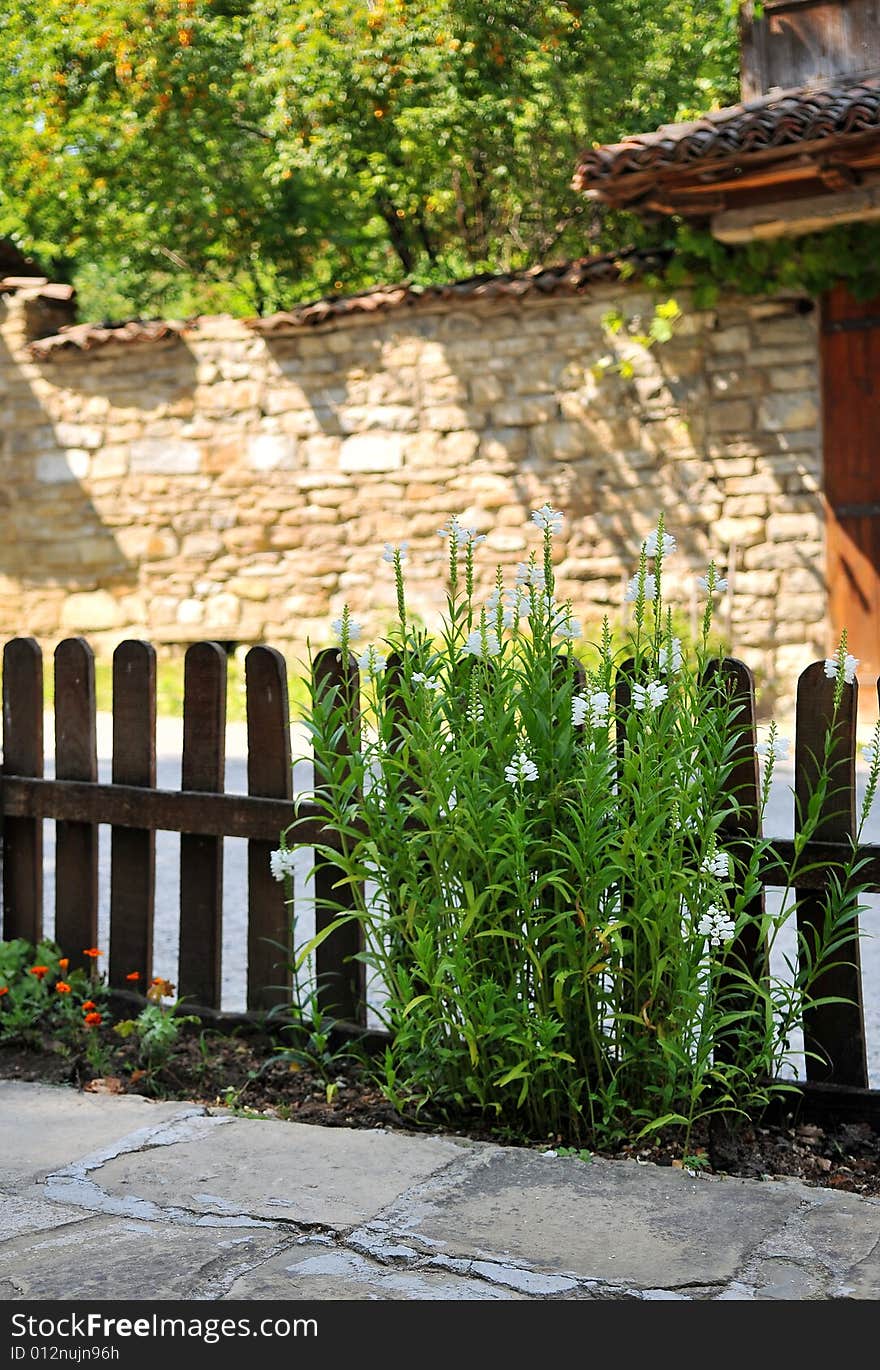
[280,508,877,1153]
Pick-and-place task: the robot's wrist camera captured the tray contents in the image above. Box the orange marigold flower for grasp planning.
[0,986,8,997]
[55,981,72,994]
[28,966,49,980]
[83,1011,102,1027]
[82,948,103,959]
[81,1000,97,1012]
[125,972,140,982]
[147,977,175,1002]
[58,958,69,972]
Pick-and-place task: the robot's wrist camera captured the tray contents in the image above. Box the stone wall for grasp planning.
[0,278,825,712]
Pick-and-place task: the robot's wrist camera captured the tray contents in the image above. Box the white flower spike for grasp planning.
[632,680,668,711]
[701,851,731,881]
[504,752,539,785]
[697,905,736,947]
[515,562,546,589]
[554,616,582,642]
[659,638,683,674]
[756,736,791,762]
[357,646,388,677]
[697,572,729,594]
[824,653,859,684]
[624,573,657,603]
[270,848,297,883]
[331,615,363,644]
[463,628,501,659]
[573,690,611,728]
[643,530,676,557]
[530,503,564,534]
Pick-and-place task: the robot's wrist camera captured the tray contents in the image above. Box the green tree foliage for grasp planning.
[0,1,739,318]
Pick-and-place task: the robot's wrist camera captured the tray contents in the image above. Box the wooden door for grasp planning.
[822,282,880,685]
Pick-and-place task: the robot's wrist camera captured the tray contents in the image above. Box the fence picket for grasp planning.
[54,638,98,969]
[794,661,868,1087]
[554,651,586,736]
[312,646,366,1026]
[1,638,43,943]
[710,658,768,1055]
[179,642,227,1009]
[246,646,292,1011]
[109,641,157,990]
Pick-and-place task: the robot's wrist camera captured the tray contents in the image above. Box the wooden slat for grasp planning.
[312,646,366,1025]
[712,179,880,244]
[794,661,868,1087]
[246,646,293,1011]
[554,650,587,737]
[7,774,876,883]
[178,642,226,1009]
[384,650,410,758]
[0,775,327,841]
[109,641,157,990]
[8,771,880,889]
[384,648,422,802]
[709,659,768,1058]
[2,638,43,943]
[54,638,98,969]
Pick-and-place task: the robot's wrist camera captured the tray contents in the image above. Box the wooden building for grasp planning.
[574,0,880,683]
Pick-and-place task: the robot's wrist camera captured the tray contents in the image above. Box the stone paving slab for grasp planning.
[0,1215,292,1301]
[83,1113,472,1228]
[349,1146,804,1292]
[0,1195,91,1246]
[0,1081,199,1184]
[224,1239,529,1301]
[1,1083,879,1301]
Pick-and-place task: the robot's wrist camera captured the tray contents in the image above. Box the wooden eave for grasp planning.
[588,127,880,219]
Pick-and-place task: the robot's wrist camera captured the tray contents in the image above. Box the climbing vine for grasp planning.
[592,218,880,371]
[655,219,880,305]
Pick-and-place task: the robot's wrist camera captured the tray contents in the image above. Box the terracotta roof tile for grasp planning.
[246,250,669,333]
[27,317,187,359]
[24,250,669,358]
[573,76,880,200]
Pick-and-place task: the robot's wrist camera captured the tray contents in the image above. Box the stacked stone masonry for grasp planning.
[0,282,826,712]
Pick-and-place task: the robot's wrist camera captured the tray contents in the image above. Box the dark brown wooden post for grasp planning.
[613,655,636,909]
[54,638,98,969]
[709,658,767,1055]
[553,650,587,736]
[1,638,44,943]
[109,641,156,990]
[794,661,867,1087]
[312,646,365,1026]
[179,642,227,1009]
[384,650,410,760]
[246,646,292,1011]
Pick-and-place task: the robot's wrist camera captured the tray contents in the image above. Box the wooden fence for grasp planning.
[1,635,878,1111]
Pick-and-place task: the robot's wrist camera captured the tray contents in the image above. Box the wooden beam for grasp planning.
[0,774,311,842]
[712,178,880,242]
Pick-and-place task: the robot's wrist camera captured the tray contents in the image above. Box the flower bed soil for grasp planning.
[2,1023,879,1196]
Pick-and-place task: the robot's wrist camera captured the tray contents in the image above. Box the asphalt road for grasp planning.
[36,715,880,1084]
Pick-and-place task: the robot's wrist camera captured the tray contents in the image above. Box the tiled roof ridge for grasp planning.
[25,247,671,358]
[246,247,671,334]
[573,73,880,191]
[27,317,192,358]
